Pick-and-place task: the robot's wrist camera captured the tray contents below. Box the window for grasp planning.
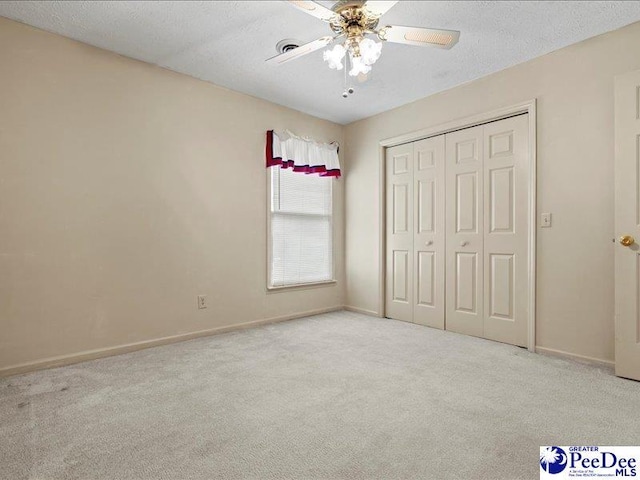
[269,167,333,288]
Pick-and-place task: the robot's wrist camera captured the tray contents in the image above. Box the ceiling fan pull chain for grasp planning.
[342,53,348,98]
[347,53,354,96]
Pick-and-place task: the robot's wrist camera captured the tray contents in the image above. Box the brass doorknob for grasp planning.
[620,235,635,247]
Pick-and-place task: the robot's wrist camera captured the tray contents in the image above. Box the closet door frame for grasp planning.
[377,100,537,352]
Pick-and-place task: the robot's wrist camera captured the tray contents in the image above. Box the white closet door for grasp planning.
[413,136,445,328]
[385,143,414,322]
[483,115,529,347]
[386,116,530,346]
[445,126,484,337]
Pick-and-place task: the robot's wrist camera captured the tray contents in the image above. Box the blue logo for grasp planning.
[541,446,568,474]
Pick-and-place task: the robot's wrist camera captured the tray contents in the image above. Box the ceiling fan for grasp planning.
[266,1,460,95]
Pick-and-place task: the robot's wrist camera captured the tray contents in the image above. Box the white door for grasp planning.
[445,125,485,337]
[386,115,530,347]
[614,70,640,381]
[386,143,414,322]
[413,136,446,328]
[483,115,529,347]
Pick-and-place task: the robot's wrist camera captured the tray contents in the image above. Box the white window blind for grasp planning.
[269,167,333,287]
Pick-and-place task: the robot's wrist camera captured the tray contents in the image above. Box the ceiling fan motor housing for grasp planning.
[330,0,381,38]
[331,0,367,14]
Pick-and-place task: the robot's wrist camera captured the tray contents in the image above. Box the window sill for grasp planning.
[267,280,337,293]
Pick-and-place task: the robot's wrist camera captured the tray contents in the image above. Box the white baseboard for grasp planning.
[0,306,344,378]
[7,309,615,378]
[344,305,381,317]
[535,346,614,369]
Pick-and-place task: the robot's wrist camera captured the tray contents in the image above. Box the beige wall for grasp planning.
[3,13,638,373]
[0,17,345,373]
[345,21,640,364]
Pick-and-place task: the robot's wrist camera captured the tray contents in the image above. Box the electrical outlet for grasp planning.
[197,295,207,309]
[541,213,552,228]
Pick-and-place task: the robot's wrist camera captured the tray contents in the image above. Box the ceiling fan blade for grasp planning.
[379,25,460,49]
[286,0,336,22]
[363,1,399,17]
[266,36,333,65]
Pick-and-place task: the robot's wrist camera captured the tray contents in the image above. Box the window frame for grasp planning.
[266,167,336,291]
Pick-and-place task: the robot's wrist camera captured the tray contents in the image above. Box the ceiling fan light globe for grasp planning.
[359,37,382,65]
[323,43,346,70]
[348,54,372,77]
[325,58,344,70]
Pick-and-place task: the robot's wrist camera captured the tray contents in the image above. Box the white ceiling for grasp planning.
[2,1,640,124]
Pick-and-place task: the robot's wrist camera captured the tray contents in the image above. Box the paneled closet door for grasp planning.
[385,143,414,322]
[445,126,484,337]
[413,136,445,329]
[483,115,529,347]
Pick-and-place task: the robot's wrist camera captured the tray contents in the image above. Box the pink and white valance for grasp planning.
[266,130,341,178]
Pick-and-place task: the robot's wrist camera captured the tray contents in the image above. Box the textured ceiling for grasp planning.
[2,1,640,124]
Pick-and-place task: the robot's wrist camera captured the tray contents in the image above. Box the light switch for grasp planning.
[541,213,552,228]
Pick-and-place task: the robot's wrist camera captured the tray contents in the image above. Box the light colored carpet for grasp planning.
[1,311,639,480]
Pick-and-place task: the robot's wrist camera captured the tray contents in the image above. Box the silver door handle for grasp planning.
[460,241,469,247]
[425,240,433,246]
